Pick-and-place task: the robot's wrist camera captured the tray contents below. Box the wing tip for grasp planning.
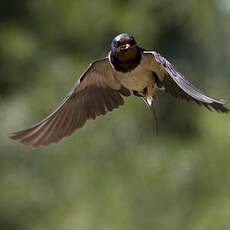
[9,132,56,148]
[215,98,228,105]
[9,130,25,140]
[9,129,47,148]
[210,101,229,113]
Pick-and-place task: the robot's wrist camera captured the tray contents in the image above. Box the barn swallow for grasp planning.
[10,33,229,148]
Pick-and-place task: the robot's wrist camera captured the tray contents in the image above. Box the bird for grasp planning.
[10,33,229,148]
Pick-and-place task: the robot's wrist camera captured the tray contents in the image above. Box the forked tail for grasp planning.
[142,97,158,135]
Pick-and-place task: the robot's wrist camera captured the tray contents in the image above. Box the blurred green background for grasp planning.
[1,0,230,229]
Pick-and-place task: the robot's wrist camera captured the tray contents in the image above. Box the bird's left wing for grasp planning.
[10,57,130,148]
[143,51,229,113]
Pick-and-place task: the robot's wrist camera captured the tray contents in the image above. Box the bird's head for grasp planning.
[111,34,138,62]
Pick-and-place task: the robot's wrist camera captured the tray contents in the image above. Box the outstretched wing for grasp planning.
[10,57,130,148]
[143,51,229,113]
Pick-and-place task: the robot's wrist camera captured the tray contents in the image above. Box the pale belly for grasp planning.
[114,64,155,92]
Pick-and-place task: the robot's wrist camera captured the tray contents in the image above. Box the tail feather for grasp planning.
[142,97,158,135]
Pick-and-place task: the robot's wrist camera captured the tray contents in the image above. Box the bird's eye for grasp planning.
[114,41,120,48]
[115,41,122,47]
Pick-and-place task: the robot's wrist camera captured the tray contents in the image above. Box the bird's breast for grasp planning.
[114,58,155,92]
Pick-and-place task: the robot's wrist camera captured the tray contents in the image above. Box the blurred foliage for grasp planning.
[1,0,230,229]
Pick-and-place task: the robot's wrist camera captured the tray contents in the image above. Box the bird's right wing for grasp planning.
[10,57,130,148]
[143,51,229,113]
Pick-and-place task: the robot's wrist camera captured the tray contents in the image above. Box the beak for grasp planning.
[120,43,131,50]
